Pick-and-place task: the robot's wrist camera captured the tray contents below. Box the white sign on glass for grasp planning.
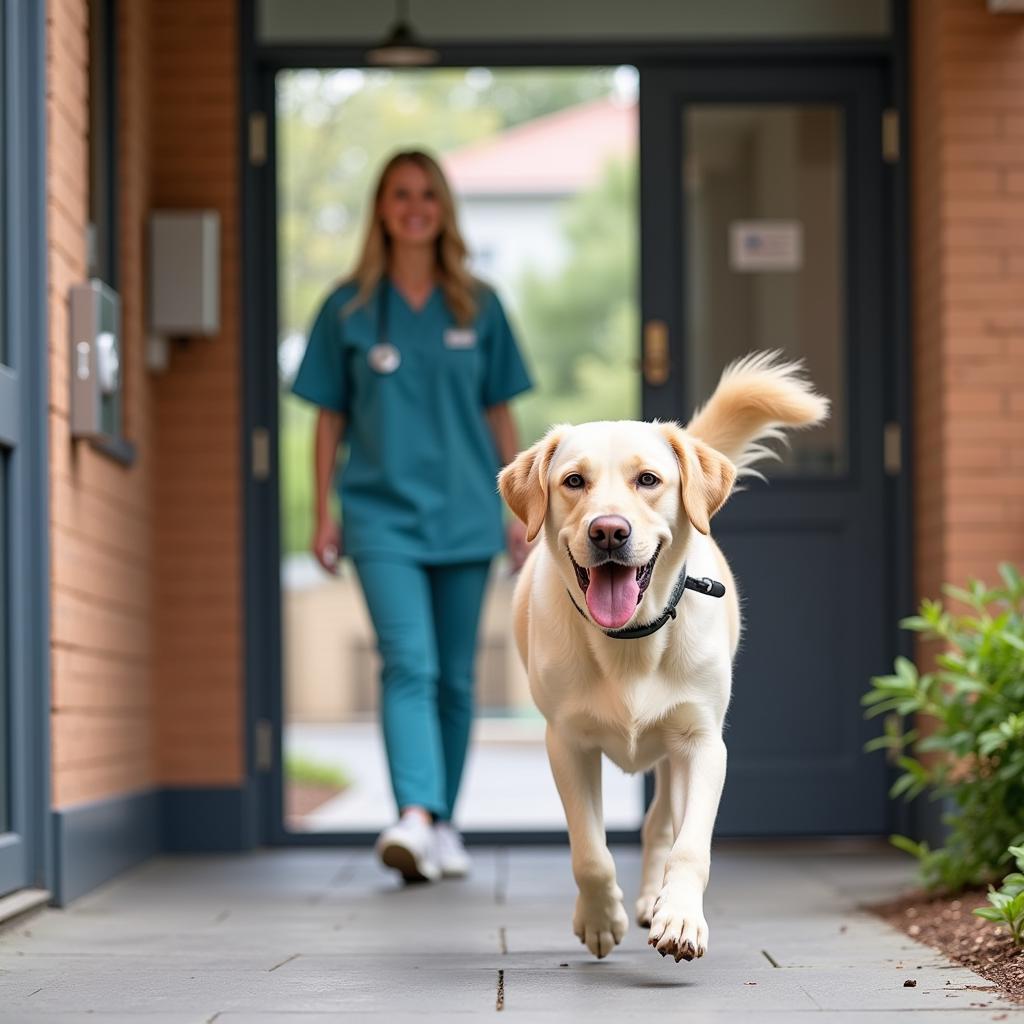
[729,220,804,272]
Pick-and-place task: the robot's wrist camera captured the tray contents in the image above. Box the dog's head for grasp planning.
[498,422,735,630]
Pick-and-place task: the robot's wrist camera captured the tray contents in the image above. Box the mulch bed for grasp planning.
[873,888,1024,1003]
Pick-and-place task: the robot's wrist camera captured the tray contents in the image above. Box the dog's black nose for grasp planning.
[589,515,631,552]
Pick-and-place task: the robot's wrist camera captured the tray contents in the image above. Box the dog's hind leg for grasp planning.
[546,726,629,959]
[636,759,674,927]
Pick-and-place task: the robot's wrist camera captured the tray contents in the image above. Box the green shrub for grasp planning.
[863,563,1024,892]
[285,753,351,790]
[974,845,1024,945]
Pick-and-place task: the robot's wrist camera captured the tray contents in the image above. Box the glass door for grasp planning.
[641,65,890,834]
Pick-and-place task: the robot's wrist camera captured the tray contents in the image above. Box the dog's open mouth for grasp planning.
[568,545,661,630]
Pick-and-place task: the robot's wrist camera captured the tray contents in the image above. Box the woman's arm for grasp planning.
[313,409,346,572]
[486,403,530,571]
[485,402,520,467]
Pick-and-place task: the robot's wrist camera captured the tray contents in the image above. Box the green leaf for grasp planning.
[944,584,979,607]
[889,774,917,799]
[999,631,1024,652]
[974,906,1005,922]
[894,656,918,685]
[897,756,930,781]
[890,834,928,860]
[898,615,932,633]
[865,734,902,753]
[861,688,900,707]
[937,672,988,695]
[998,563,1021,593]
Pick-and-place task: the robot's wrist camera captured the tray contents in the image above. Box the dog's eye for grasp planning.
[637,472,660,488]
[563,473,585,489]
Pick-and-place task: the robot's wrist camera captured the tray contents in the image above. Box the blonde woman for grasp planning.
[292,151,532,883]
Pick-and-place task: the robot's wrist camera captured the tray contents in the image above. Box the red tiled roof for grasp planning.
[442,97,636,195]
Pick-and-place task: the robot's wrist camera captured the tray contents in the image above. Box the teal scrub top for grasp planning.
[291,279,532,564]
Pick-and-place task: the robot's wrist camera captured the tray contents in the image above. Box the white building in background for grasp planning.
[442,97,636,310]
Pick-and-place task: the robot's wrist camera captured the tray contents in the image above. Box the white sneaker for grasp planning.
[434,823,471,878]
[376,813,441,883]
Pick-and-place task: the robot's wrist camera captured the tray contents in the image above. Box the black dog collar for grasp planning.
[567,560,726,640]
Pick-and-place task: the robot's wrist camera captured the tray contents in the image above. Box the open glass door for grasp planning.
[273,66,645,837]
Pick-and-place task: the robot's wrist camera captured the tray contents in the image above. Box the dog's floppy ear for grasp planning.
[498,427,565,543]
[659,423,736,536]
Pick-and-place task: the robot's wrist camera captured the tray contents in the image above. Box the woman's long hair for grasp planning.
[345,150,478,325]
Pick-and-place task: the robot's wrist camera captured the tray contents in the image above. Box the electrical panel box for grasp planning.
[149,210,220,336]
[70,280,122,440]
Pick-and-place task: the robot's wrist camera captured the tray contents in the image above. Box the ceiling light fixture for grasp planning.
[366,0,439,67]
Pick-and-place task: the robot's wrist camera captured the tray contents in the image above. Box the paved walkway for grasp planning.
[0,844,1020,1021]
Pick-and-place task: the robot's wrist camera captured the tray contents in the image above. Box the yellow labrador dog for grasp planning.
[498,353,827,963]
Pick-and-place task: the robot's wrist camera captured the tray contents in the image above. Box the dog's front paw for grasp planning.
[573,890,629,959]
[647,887,708,962]
[635,890,658,928]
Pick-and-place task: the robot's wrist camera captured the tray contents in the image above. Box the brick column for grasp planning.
[149,0,244,786]
[911,0,1024,604]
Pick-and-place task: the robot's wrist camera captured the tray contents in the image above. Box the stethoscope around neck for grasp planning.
[366,279,402,374]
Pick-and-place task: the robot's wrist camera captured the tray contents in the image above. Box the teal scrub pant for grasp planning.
[353,558,492,821]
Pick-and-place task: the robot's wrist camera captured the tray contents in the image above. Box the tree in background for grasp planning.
[512,158,638,448]
[277,68,621,337]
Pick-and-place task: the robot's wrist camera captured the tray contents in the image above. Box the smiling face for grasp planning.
[377,160,444,249]
[551,423,679,628]
[499,421,736,630]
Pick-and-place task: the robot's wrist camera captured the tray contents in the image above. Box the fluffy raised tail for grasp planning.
[685,351,829,477]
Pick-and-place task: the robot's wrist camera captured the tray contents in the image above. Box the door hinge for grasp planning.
[255,718,273,773]
[884,421,902,475]
[249,111,268,167]
[882,108,900,164]
[252,426,271,481]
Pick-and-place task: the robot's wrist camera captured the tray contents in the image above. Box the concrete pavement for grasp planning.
[0,843,1019,1021]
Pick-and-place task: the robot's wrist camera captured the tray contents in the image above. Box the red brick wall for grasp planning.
[911,0,1024,604]
[47,0,157,808]
[47,0,242,807]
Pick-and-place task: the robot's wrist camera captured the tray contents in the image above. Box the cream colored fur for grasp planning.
[498,352,827,962]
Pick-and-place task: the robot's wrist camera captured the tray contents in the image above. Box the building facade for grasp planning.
[1,0,1022,905]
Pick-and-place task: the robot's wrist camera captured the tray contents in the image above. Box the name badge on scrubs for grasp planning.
[367,343,401,375]
[444,328,477,349]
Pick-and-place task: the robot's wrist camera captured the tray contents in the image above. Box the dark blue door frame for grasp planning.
[239,0,912,846]
[0,0,51,897]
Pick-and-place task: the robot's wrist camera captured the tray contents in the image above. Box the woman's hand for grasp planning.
[313,516,342,574]
[312,410,346,574]
[505,519,530,573]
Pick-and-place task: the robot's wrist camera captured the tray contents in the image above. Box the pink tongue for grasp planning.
[585,563,641,629]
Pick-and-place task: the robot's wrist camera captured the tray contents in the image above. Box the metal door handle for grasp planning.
[643,320,670,386]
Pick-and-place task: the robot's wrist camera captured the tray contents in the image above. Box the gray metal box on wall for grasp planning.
[70,280,122,440]
[149,211,220,335]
